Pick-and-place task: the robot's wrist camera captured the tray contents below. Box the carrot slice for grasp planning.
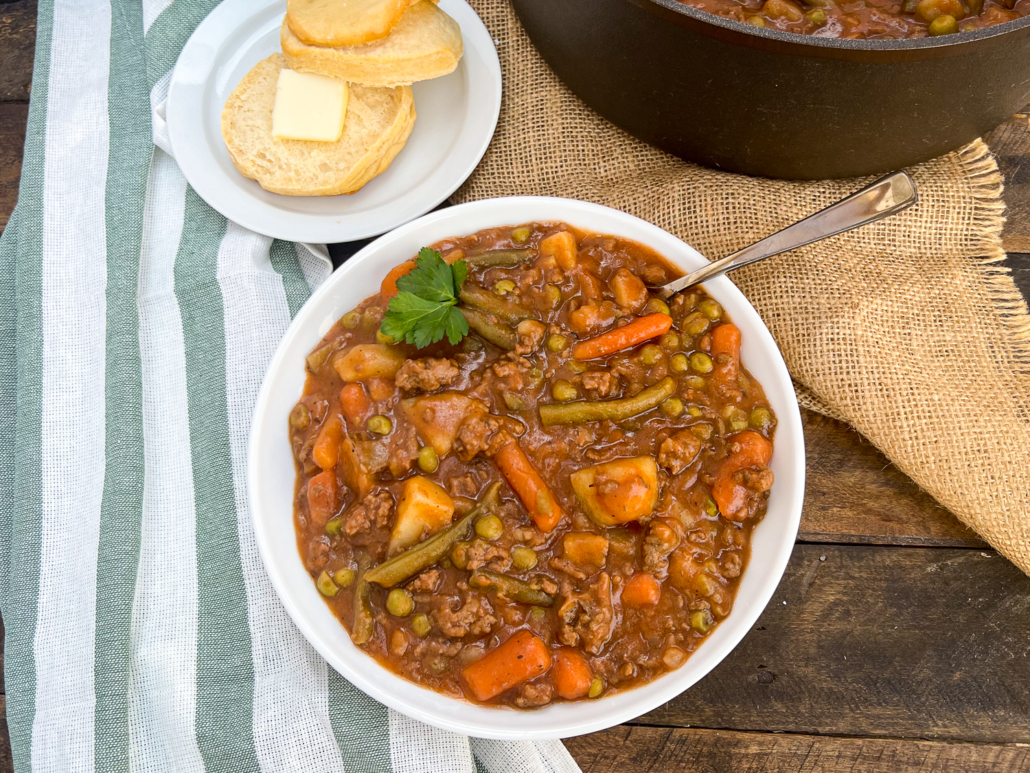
[572,313,673,360]
[306,469,338,529]
[339,383,372,427]
[493,440,564,532]
[622,573,661,608]
[461,630,552,702]
[312,415,343,470]
[711,429,773,521]
[552,648,593,700]
[381,260,416,301]
[710,323,742,396]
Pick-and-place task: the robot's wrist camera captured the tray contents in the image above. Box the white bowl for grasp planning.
[249,197,805,740]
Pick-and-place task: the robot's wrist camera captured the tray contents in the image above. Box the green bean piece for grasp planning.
[588,677,605,698]
[529,605,548,622]
[352,557,374,645]
[464,249,536,268]
[670,353,689,373]
[325,516,343,536]
[547,334,569,352]
[750,407,776,433]
[411,614,432,637]
[642,297,671,316]
[333,568,355,587]
[461,308,517,350]
[341,310,362,329]
[683,312,710,337]
[417,445,439,473]
[568,360,587,374]
[365,483,503,587]
[316,570,339,597]
[641,344,663,366]
[290,403,311,430]
[928,13,957,33]
[503,392,527,412]
[387,588,414,617]
[545,285,563,309]
[511,226,532,244]
[367,415,392,435]
[493,279,516,296]
[690,609,714,633]
[689,352,714,373]
[699,299,723,321]
[552,380,579,402]
[468,570,556,606]
[661,397,685,418]
[306,344,334,374]
[475,514,504,541]
[459,285,534,325]
[539,377,677,426]
[511,546,538,570]
[807,7,827,22]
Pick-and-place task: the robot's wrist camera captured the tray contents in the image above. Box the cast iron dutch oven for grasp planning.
[510,0,1030,179]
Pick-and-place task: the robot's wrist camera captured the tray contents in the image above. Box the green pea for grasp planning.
[661,398,685,418]
[529,367,545,386]
[699,299,723,321]
[512,546,538,570]
[386,588,414,617]
[529,606,548,622]
[316,570,339,597]
[512,226,532,244]
[641,344,663,366]
[547,334,569,352]
[503,392,527,412]
[546,285,563,308]
[341,310,362,329]
[928,13,957,34]
[552,380,579,402]
[747,15,767,25]
[686,375,706,390]
[690,609,714,633]
[704,496,719,518]
[687,405,702,418]
[568,360,587,374]
[692,424,713,441]
[475,514,504,541]
[376,329,395,345]
[670,353,689,373]
[807,7,827,22]
[689,352,714,373]
[660,331,680,351]
[494,279,516,296]
[290,403,311,430]
[325,516,343,536]
[750,407,776,433]
[367,415,392,435]
[683,312,710,337]
[417,445,439,473]
[412,614,432,637]
[588,677,605,698]
[643,298,671,316]
[333,568,355,587]
[451,541,471,570]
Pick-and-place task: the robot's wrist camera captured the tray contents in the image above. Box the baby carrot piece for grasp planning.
[552,648,593,700]
[380,260,416,301]
[572,313,673,360]
[711,429,773,521]
[306,469,338,529]
[312,415,343,470]
[461,630,552,702]
[710,323,742,396]
[622,573,661,608]
[339,383,372,426]
[494,440,564,531]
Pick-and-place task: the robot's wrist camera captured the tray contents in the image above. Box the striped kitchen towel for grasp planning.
[0,1,580,771]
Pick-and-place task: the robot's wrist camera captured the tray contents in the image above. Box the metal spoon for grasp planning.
[655,171,918,298]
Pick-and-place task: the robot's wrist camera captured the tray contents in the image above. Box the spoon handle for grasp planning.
[655,171,918,298]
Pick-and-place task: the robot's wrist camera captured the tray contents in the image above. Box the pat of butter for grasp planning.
[272,69,348,143]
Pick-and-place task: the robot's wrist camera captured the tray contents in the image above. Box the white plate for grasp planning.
[248,197,806,740]
[167,0,501,243]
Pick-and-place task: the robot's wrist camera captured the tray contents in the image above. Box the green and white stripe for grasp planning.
[0,1,581,771]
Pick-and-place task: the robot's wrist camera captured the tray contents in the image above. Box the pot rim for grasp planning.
[635,0,1030,55]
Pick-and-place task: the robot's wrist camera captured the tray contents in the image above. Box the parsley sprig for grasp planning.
[380,248,469,348]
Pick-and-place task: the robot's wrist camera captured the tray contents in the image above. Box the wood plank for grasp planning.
[985,104,1030,256]
[0,0,36,103]
[637,544,1030,743]
[798,410,983,547]
[565,726,1030,773]
[0,102,27,234]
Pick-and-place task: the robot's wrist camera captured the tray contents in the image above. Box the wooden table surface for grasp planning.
[2,2,1030,770]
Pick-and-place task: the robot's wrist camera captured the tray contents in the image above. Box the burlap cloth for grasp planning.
[452,0,1030,574]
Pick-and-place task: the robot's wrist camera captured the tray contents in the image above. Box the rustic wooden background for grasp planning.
[2,1,1030,769]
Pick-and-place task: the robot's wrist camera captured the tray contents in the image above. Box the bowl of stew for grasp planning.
[249,197,805,739]
[509,0,1030,179]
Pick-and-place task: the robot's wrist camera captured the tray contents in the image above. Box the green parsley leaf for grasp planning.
[380,248,470,348]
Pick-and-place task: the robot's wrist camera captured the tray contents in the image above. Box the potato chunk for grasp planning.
[563,533,609,568]
[570,456,660,527]
[399,393,487,457]
[388,476,455,555]
[334,344,406,382]
[539,231,578,271]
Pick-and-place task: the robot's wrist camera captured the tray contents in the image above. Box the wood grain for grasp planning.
[565,725,1030,773]
[0,103,27,233]
[985,103,1030,259]
[0,0,35,102]
[639,544,1030,744]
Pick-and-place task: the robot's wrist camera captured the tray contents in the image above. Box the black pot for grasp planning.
[510,0,1030,179]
